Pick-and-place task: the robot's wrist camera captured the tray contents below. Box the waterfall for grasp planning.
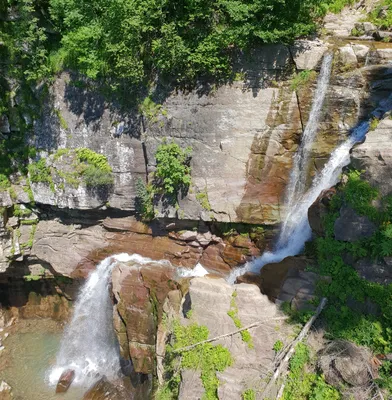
[280,53,333,246]
[48,253,138,387]
[228,83,392,285]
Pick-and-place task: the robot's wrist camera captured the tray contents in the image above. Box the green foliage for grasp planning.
[139,97,163,123]
[370,117,380,131]
[311,174,392,354]
[283,343,340,400]
[227,292,254,348]
[164,322,233,400]
[75,148,113,187]
[340,170,379,220]
[242,389,256,400]
[273,340,284,352]
[369,0,392,30]
[28,158,54,191]
[135,178,155,221]
[13,204,32,218]
[322,0,355,13]
[196,190,211,211]
[376,361,392,396]
[154,141,192,195]
[291,70,317,91]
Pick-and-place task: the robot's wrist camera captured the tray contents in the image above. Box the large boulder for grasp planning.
[290,39,329,70]
[176,277,294,399]
[319,341,371,388]
[351,118,392,196]
[353,258,392,285]
[334,206,377,242]
[112,259,179,374]
[83,378,130,400]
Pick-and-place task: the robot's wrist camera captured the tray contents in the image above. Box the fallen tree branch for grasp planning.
[262,297,328,399]
[367,365,385,400]
[172,316,289,353]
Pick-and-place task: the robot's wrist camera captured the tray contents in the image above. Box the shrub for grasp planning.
[135,178,155,221]
[75,148,114,187]
[291,70,317,91]
[154,141,192,195]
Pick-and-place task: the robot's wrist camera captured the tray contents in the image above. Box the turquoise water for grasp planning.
[1,321,87,400]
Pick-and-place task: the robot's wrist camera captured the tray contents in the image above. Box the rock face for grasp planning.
[174,277,293,399]
[319,341,371,389]
[112,259,179,374]
[351,117,392,196]
[83,378,131,400]
[334,206,377,242]
[33,73,145,211]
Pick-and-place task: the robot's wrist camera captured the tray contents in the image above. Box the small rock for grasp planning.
[363,22,376,34]
[373,30,392,41]
[339,45,358,66]
[0,381,12,400]
[56,369,75,393]
[178,231,198,242]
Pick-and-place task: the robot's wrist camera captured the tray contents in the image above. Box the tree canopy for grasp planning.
[0,0,351,87]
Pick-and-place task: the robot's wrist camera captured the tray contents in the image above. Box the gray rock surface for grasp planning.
[354,258,392,285]
[31,220,106,276]
[33,73,145,210]
[334,206,377,242]
[178,277,293,399]
[290,40,329,70]
[351,118,392,196]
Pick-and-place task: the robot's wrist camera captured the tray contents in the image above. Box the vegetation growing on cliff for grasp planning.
[157,322,232,400]
[282,343,340,400]
[301,171,392,398]
[136,141,192,220]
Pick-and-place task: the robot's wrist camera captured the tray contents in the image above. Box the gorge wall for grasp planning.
[2,3,392,397]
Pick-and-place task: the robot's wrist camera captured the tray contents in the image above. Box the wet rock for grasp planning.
[257,256,313,301]
[102,217,152,234]
[83,377,130,400]
[55,369,75,393]
[112,260,179,374]
[278,269,320,311]
[334,206,377,242]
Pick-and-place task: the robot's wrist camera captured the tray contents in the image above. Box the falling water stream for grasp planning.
[228,63,392,284]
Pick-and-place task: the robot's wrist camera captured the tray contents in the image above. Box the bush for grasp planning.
[154,141,192,195]
[135,178,155,221]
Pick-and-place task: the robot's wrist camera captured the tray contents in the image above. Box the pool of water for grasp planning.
[1,320,88,400]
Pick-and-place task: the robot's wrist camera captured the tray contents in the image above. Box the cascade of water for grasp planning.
[48,253,146,387]
[227,121,370,284]
[280,53,333,245]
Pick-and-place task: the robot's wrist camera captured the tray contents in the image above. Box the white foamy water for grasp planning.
[280,53,333,244]
[228,121,369,284]
[48,253,162,388]
[177,263,209,278]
